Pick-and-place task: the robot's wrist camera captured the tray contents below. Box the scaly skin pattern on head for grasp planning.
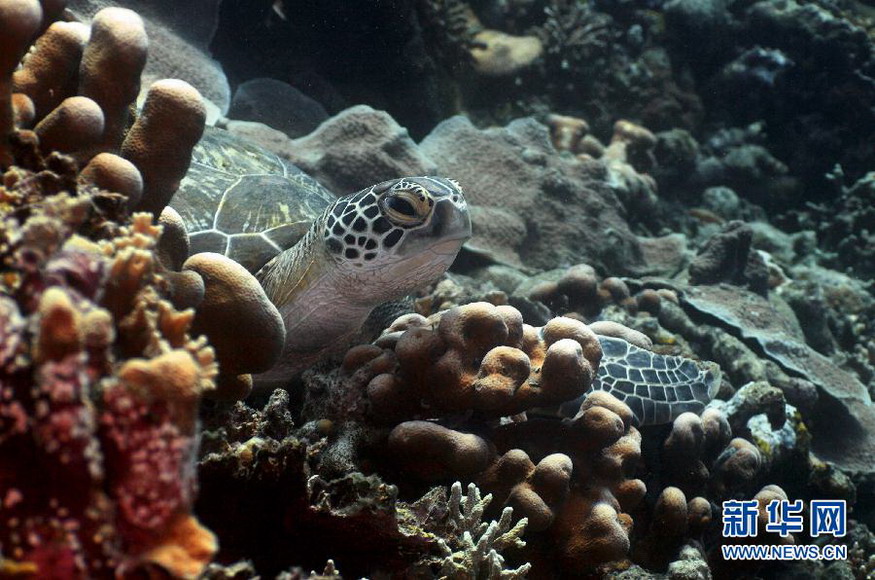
[255,176,471,389]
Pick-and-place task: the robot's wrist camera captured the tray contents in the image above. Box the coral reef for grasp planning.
[0,2,255,575]
[675,284,875,475]
[196,390,441,577]
[791,171,875,280]
[0,134,216,575]
[23,4,280,405]
[227,78,329,139]
[4,0,874,578]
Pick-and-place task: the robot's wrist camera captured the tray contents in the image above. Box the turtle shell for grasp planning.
[170,127,336,273]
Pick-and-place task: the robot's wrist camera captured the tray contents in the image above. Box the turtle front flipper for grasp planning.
[582,336,722,426]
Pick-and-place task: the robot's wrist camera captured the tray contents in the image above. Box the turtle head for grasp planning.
[322,176,471,300]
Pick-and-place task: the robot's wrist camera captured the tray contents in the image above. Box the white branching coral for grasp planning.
[436,482,531,580]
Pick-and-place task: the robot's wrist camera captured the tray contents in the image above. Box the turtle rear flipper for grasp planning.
[561,336,721,426]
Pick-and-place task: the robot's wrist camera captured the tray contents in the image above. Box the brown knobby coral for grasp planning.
[525,263,667,319]
[7,3,204,216]
[658,409,763,501]
[380,387,645,575]
[365,302,602,422]
[4,0,282,401]
[182,252,285,400]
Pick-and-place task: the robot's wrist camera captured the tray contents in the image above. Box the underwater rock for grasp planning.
[228,78,329,138]
[421,114,677,274]
[284,104,437,194]
[196,392,437,577]
[681,285,875,475]
[666,544,711,580]
[691,128,794,210]
[778,264,875,387]
[688,221,769,295]
[698,186,766,223]
[213,0,452,138]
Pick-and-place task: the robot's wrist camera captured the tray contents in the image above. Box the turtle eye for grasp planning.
[381,189,430,225]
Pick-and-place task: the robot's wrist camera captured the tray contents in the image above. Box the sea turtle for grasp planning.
[171,128,719,418]
[170,127,472,388]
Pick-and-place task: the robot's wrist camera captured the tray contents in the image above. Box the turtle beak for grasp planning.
[432,197,472,243]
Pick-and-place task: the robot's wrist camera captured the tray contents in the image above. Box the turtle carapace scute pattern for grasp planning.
[588,336,721,426]
[171,127,337,274]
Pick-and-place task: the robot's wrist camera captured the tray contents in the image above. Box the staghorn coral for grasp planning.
[430,482,531,579]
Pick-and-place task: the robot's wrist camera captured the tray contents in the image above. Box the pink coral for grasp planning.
[0,8,217,573]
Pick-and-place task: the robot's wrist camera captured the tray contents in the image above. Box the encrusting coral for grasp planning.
[0,141,217,575]
[0,0,237,576]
